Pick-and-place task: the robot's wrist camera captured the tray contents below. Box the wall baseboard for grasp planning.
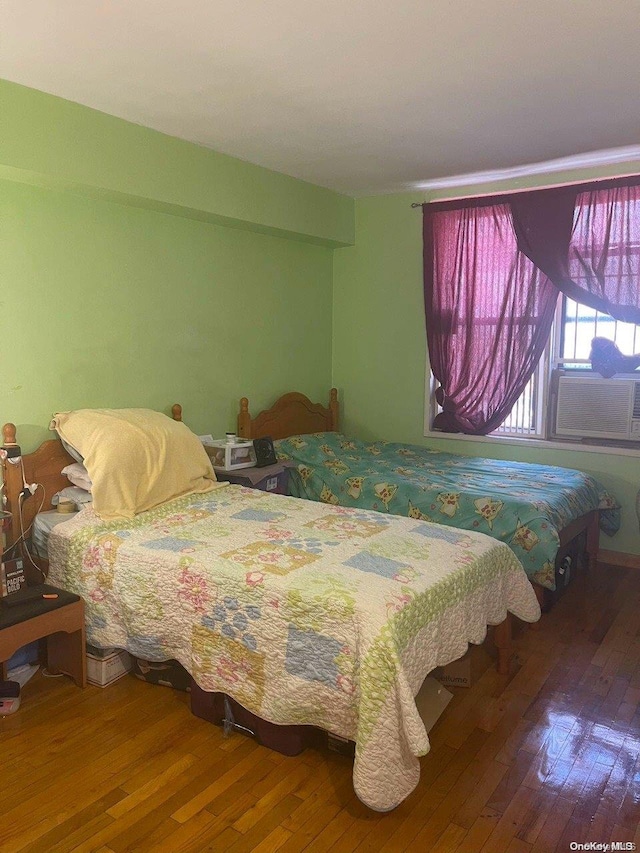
[599,549,640,570]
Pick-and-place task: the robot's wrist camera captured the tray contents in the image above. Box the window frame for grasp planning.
[424,294,640,457]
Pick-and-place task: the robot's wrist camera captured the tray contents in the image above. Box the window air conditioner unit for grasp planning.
[555,374,640,441]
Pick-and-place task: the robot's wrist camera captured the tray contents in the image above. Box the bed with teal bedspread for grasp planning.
[275,432,621,591]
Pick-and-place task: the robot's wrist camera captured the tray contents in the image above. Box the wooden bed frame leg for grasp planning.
[494,614,512,676]
[528,582,545,629]
[586,510,600,573]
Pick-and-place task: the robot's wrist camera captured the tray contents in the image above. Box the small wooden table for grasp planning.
[0,584,86,687]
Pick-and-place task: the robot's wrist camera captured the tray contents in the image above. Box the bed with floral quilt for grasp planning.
[47,482,540,811]
[274,432,620,591]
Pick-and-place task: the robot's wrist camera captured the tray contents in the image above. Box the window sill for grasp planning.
[423,428,640,458]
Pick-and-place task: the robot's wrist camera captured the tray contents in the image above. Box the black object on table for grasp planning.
[215,461,294,495]
[0,584,81,626]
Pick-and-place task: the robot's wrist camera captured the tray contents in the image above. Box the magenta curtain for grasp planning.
[510,178,640,324]
[424,202,558,434]
[424,175,640,435]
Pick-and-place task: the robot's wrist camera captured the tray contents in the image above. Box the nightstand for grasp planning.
[0,584,86,687]
[215,461,293,494]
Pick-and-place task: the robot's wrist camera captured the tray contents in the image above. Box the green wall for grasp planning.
[333,165,640,557]
[0,81,350,452]
[2,180,334,449]
[0,80,354,247]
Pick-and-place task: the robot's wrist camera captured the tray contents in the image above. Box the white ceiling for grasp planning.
[1,1,639,196]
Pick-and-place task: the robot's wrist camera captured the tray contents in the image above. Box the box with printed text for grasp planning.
[86,647,132,687]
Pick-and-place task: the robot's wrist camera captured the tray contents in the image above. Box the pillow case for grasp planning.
[62,462,92,492]
[60,438,84,464]
[50,408,218,520]
[52,486,93,507]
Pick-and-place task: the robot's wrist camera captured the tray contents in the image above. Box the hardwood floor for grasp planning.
[2,562,640,853]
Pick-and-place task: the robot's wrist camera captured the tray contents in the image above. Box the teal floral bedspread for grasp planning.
[47,484,539,811]
[275,433,621,591]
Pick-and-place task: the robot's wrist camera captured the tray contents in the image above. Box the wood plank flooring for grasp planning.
[2,562,640,852]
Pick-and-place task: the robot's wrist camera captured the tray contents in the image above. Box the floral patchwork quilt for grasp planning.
[275,433,621,591]
[48,485,540,811]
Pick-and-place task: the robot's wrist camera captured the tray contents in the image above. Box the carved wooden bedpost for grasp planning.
[2,422,17,448]
[494,614,512,676]
[238,397,251,439]
[171,403,182,422]
[2,423,22,548]
[329,388,339,432]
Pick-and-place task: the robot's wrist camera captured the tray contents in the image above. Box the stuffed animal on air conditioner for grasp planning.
[589,337,640,378]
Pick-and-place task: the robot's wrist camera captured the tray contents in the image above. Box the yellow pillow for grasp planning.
[51,408,220,520]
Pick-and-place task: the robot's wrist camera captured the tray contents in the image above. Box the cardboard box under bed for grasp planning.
[86,645,132,687]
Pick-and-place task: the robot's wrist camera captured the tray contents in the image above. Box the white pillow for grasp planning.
[60,438,84,464]
[52,486,93,506]
[62,462,92,492]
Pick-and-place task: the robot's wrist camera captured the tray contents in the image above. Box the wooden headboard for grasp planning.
[1,423,75,553]
[1,404,185,556]
[237,389,339,440]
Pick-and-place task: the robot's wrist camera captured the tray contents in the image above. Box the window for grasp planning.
[424,177,640,445]
[490,296,640,441]
[560,297,640,365]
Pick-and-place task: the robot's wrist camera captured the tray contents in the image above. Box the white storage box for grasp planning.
[204,439,256,471]
[86,647,132,687]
